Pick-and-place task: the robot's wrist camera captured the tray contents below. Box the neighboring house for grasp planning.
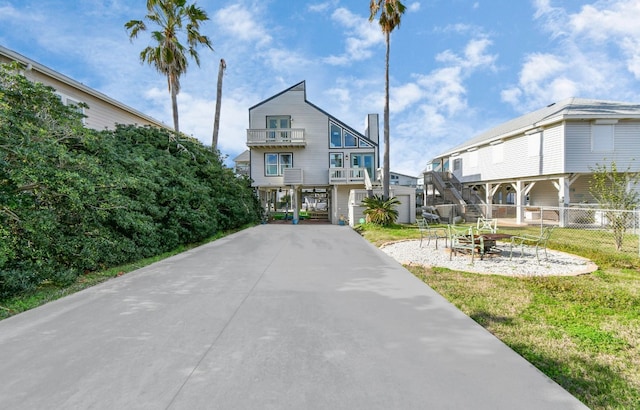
[1,45,167,131]
[424,98,640,224]
[245,81,416,225]
[390,171,418,187]
[233,150,250,177]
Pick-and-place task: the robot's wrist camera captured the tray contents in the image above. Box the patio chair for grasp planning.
[417,218,448,249]
[449,225,483,264]
[476,217,497,234]
[509,226,555,263]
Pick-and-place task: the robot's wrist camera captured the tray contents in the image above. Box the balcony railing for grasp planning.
[329,168,368,184]
[246,128,306,147]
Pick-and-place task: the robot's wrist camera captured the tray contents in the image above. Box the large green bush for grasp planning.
[0,63,262,299]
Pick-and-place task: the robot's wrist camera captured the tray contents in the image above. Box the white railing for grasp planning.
[329,167,367,184]
[246,129,305,145]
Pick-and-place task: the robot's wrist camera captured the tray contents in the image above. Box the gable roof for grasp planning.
[0,45,167,129]
[249,80,378,146]
[437,97,640,158]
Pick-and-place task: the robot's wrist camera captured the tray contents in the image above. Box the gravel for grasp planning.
[380,239,597,277]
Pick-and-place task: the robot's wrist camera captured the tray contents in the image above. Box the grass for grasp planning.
[358,222,640,410]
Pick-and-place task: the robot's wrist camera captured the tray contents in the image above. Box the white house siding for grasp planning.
[452,123,565,183]
[565,120,640,172]
[248,85,378,189]
[528,181,561,207]
[569,175,596,203]
[333,185,352,223]
[250,88,332,187]
[541,125,565,174]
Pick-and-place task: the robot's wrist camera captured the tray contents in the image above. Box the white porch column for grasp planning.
[485,183,493,218]
[556,177,570,227]
[515,180,524,224]
[292,186,299,223]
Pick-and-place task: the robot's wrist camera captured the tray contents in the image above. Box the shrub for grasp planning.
[361,194,400,226]
[0,63,262,300]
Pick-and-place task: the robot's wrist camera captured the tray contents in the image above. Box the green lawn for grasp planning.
[358,223,640,410]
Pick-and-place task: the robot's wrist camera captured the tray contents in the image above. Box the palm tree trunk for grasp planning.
[383,31,391,200]
[171,83,180,133]
[212,58,226,150]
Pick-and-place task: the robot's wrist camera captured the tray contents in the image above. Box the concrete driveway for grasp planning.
[0,224,587,409]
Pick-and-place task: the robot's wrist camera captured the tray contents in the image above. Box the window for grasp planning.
[267,116,291,140]
[344,131,357,147]
[55,93,85,123]
[492,143,504,164]
[351,154,375,179]
[528,132,541,157]
[453,158,462,171]
[330,123,342,148]
[359,139,372,148]
[265,153,292,176]
[329,153,343,168]
[592,124,614,152]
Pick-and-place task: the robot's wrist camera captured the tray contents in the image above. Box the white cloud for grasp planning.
[408,2,421,12]
[505,0,640,111]
[307,1,338,13]
[323,7,384,66]
[214,4,272,48]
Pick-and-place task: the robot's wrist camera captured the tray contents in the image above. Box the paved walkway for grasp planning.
[0,225,587,409]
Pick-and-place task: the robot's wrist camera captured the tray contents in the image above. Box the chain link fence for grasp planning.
[420,203,640,256]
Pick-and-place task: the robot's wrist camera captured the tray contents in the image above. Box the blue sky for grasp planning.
[2,0,640,176]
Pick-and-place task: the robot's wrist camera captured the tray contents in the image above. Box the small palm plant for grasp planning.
[362,194,400,226]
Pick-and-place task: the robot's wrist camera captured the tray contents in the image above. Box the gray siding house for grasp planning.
[424,98,640,224]
[246,81,418,225]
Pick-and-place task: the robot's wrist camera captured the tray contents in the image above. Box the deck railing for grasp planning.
[329,167,367,184]
[246,129,306,146]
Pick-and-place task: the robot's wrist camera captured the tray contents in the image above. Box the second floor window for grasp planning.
[330,123,342,148]
[267,116,291,140]
[329,153,343,168]
[265,153,293,176]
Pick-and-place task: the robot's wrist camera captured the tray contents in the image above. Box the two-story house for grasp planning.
[1,45,167,131]
[424,98,640,225]
[246,81,386,225]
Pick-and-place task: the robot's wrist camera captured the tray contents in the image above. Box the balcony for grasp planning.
[246,128,306,148]
[329,168,368,185]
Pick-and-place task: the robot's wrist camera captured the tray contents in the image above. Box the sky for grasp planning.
[2,0,640,176]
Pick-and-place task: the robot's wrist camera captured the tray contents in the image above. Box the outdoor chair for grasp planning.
[509,226,556,263]
[476,217,497,234]
[417,218,448,249]
[448,225,483,264]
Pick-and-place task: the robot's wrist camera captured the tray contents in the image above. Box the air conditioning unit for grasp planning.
[284,168,303,185]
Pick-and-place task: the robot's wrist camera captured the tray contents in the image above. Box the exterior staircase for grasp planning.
[425,171,486,223]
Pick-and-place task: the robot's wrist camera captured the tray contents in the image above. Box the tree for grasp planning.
[589,161,640,250]
[369,0,406,200]
[211,58,226,150]
[125,0,213,133]
[362,194,400,226]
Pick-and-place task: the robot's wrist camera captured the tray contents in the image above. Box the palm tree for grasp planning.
[211,58,226,150]
[125,0,213,133]
[369,0,406,200]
